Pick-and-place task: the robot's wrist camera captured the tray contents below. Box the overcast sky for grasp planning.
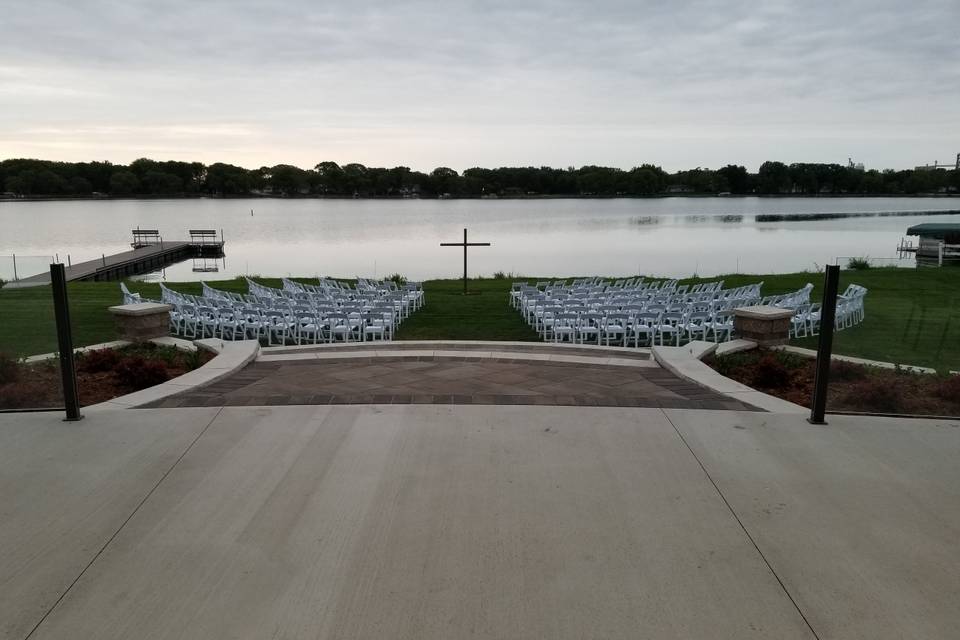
[1,0,957,172]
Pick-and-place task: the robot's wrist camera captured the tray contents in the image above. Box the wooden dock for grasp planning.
[4,231,225,288]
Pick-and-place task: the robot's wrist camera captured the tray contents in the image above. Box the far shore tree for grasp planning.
[1,157,957,198]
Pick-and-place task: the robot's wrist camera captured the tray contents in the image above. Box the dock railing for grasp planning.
[131,229,162,248]
[188,229,222,246]
[0,255,53,283]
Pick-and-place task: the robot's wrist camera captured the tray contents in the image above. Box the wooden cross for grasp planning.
[440,228,491,294]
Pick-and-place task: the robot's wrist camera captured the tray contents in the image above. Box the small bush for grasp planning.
[830,359,868,382]
[124,342,182,367]
[115,356,170,391]
[774,350,809,371]
[0,352,20,384]
[0,353,20,384]
[751,353,792,389]
[183,348,204,371]
[385,273,407,286]
[76,348,120,373]
[846,257,871,270]
[710,352,751,378]
[934,375,960,403]
[841,379,904,413]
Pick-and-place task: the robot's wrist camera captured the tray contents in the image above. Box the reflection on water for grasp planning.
[132,256,228,282]
[756,209,960,222]
[1,197,957,280]
[191,256,224,274]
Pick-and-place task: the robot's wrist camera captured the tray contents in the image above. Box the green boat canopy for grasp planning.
[905,223,960,239]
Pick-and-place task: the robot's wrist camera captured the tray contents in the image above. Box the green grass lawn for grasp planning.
[1,268,957,371]
[393,279,540,342]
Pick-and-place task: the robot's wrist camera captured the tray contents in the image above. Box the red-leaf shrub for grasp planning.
[750,353,792,389]
[934,375,960,404]
[841,379,904,413]
[114,356,170,391]
[76,348,120,373]
[0,380,47,408]
[830,359,868,382]
[0,353,19,384]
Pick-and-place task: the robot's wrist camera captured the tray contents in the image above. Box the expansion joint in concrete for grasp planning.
[22,407,225,640]
[659,409,822,640]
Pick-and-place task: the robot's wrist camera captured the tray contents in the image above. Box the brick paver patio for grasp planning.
[144,354,757,410]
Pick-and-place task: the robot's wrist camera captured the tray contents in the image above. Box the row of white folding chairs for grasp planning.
[158,282,408,344]
[787,285,867,338]
[836,286,867,329]
[526,289,749,313]
[287,277,424,310]
[204,280,417,320]
[120,281,142,305]
[515,279,683,304]
[516,281,761,317]
[542,310,735,347]
[171,302,396,345]
[512,279,754,311]
[527,278,721,296]
[789,303,823,338]
[524,294,759,333]
[163,289,407,331]
[262,279,421,315]
[763,283,814,309]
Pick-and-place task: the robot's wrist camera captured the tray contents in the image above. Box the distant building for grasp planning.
[915,153,960,171]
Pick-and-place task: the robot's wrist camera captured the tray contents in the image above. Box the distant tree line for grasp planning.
[1,157,958,198]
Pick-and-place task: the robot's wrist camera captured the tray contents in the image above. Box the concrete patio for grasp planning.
[2,404,957,639]
[143,354,754,410]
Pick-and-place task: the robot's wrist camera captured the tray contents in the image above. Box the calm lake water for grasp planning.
[1,197,958,282]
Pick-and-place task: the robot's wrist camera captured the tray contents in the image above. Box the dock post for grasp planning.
[50,263,83,421]
[12,253,17,281]
[808,264,839,425]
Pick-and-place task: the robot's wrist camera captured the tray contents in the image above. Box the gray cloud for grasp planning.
[0,0,957,170]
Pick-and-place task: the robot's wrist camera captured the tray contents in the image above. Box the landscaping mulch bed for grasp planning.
[0,343,213,410]
[706,349,960,416]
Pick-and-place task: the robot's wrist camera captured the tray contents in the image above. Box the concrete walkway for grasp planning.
[2,405,957,639]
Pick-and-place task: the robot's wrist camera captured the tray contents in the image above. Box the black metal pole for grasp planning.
[463,228,468,295]
[809,264,840,425]
[50,263,82,421]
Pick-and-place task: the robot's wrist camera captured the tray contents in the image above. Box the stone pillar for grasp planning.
[108,302,172,342]
[733,306,794,346]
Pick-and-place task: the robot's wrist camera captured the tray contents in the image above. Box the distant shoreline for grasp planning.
[2,193,959,203]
